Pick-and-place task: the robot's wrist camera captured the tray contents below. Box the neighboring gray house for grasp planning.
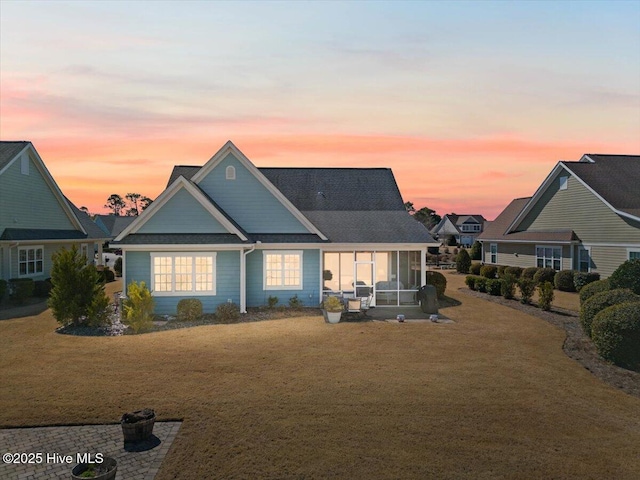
[114,141,438,314]
[94,214,137,239]
[430,214,487,246]
[0,141,109,282]
[477,154,640,277]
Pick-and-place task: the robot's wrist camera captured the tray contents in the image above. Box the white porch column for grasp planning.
[421,247,427,286]
[96,242,104,267]
[240,249,246,313]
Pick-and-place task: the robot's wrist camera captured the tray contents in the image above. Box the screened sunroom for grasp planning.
[322,250,425,306]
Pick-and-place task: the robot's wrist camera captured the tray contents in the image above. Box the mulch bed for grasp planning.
[460,287,640,399]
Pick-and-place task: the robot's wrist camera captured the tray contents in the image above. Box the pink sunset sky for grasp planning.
[1,1,639,220]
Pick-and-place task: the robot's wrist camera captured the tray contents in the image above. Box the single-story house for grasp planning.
[0,141,109,283]
[430,214,488,246]
[477,154,640,277]
[114,141,438,314]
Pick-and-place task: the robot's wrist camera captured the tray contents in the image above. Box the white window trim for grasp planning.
[225,165,236,180]
[559,176,568,190]
[18,245,44,277]
[578,246,591,272]
[150,252,217,296]
[627,248,640,260]
[535,245,563,271]
[489,243,497,264]
[263,250,303,291]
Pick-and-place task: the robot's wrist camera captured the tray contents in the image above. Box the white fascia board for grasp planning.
[477,238,577,245]
[21,144,87,234]
[118,244,247,252]
[321,242,440,251]
[114,176,248,241]
[190,141,328,240]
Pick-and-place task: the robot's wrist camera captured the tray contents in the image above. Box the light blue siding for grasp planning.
[137,188,230,234]
[246,249,320,307]
[197,153,309,234]
[0,150,77,237]
[124,250,241,314]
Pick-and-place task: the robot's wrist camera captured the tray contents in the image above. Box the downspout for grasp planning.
[241,245,256,314]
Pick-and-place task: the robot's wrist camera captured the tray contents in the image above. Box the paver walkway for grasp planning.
[0,421,181,479]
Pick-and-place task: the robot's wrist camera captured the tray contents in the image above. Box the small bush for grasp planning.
[486,279,502,296]
[456,249,471,274]
[465,275,478,291]
[267,296,278,308]
[501,274,517,300]
[97,268,115,283]
[289,295,303,308]
[591,301,640,369]
[522,267,539,280]
[0,279,6,301]
[609,259,640,294]
[9,278,35,305]
[475,277,488,293]
[518,278,536,304]
[580,288,640,338]
[533,267,556,285]
[216,302,240,323]
[554,270,576,292]
[470,263,482,275]
[579,279,610,305]
[480,265,497,279]
[33,278,53,298]
[177,298,203,322]
[497,265,507,278]
[114,257,123,277]
[538,281,555,311]
[470,241,482,260]
[504,266,523,279]
[123,281,155,333]
[573,272,600,292]
[426,271,447,299]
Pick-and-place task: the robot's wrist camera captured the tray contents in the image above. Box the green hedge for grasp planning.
[573,272,600,292]
[591,301,640,369]
[0,279,7,301]
[475,277,488,293]
[501,274,517,300]
[609,259,640,294]
[470,263,482,275]
[480,265,497,279]
[518,278,536,304]
[8,278,34,305]
[426,271,447,299]
[580,288,640,338]
[533,267,556,285]
[177,298,203,322]
[579,279,610,305]
[504,266,523,279]
[486,279,502,296]
[216,302,240,323]
[522,267,539,280]
[455,249,471,274]
[554,270,576,292]
[465,275,478,290]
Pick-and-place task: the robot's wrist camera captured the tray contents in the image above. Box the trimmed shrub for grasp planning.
[8,278,35,305]
[97,267,115,283]
[522,267,539,280]
[533,268,556,286]
[573,272,600,292]
[591,301,640,369]
[486,279,502,296]
[501,274,517,300]
[48,245,110,327]
[554,270,576,292]
[518,278,536,305]
[465,275,478,291]
[504,266,523,279]
[475,277,488,293]
[216,302,240,323]
[609,259,640,294]
[267,295,278,308]
[579,279,610,305]
[426,271,447,299]
[177,298,203,322]
[470,263,482,275]
[289,295,303,308]
[456,249,471,274]
[123,281,155,333]
[0,279,6,301]
[114,257,123,277]
[580,288,640,338]
[480,265,497,279]
[470,241,482,260]
[34,278,53,298]
[538,281,554,311]
[497,265,507,278]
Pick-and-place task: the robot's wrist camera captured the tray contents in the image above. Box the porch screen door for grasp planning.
[355,261,375,306]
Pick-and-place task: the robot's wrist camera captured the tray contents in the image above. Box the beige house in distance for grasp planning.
[477,154,640,278]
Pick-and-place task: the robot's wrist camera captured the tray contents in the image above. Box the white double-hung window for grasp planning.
[264,251,303,290]
[19,246,44,276]
[536,246,562,270]
[151,253,216,295]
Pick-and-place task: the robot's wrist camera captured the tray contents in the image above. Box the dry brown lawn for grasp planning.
[1,275,639,479]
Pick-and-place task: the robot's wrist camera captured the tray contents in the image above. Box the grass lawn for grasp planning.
[1,274,639,479]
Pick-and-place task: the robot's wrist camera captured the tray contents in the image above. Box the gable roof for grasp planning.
[430,214,486,235]
[94,214,138,237]
[507,153,640,233]
[0,141,30,173]
[477,197,579,243]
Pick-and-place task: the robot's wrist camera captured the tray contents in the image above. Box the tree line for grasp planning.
[104,193,153,216]
[404,202,442,230]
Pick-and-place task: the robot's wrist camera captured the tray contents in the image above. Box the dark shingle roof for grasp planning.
[0,141,30,171]
[477,197,578,243]
[167,166,199,186]
[66,201,109,240]
[115,234,250,245]
[94,215,137,237]
[0,228,88,241]
[563,155,640,218]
